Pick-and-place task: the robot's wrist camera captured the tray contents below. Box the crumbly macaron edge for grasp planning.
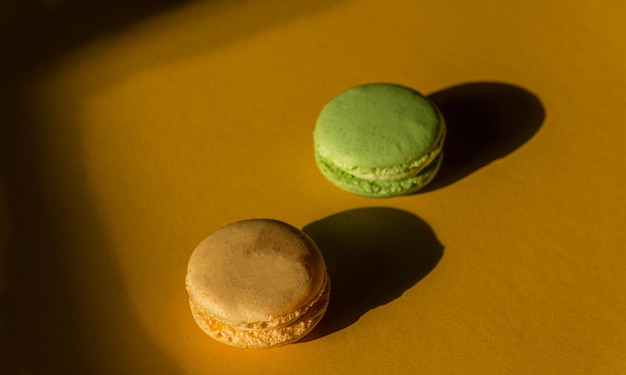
[188,273,330,348]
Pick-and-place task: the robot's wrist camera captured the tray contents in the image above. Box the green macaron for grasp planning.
[313,83,446,198]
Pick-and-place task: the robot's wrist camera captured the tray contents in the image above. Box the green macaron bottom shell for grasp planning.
[315,152,443,198]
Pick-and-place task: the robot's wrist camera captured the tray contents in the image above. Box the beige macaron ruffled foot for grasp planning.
[186,219,330,348]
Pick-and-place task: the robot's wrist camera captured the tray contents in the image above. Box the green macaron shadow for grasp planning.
[313,83,446,198]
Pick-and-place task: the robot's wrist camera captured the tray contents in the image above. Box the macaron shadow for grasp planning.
[299,207,443,342]
[421,82,546,192]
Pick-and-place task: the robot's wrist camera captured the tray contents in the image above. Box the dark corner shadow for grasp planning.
[1,1,196,374]
[3,0,344,78]
[2,0,195,70]
[299,207,443,342]
[420,82,546,192]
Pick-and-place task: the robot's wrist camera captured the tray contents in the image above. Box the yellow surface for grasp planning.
[2,0,625,373]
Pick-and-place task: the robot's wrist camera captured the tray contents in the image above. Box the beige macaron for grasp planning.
[185,219,330,348]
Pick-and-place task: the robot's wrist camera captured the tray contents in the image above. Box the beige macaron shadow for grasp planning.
[185,219,330,348]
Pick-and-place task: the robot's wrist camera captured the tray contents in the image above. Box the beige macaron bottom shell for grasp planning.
[188,274,330,348]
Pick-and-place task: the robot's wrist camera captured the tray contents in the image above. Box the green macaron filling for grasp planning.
[315,151,443,198]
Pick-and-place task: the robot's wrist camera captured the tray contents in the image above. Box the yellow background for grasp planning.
[2,0,625,373]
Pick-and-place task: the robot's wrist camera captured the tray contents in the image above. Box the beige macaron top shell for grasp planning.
[186,219,327,328]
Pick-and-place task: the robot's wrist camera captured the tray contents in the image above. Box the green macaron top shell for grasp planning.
[314,83,444,179]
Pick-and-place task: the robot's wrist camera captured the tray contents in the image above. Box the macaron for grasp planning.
[314,83,446,197]
[185,219,330,348]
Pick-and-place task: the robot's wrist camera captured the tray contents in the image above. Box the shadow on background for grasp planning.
[2,0,343,85]
[0,0,341,373]
[4,0,188,59]
[422,82,546,192]
[300,207,443,341]
[0,2,194,373]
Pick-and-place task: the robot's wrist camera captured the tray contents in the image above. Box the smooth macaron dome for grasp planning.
[314,83,446,197]
[186,219,330,348]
